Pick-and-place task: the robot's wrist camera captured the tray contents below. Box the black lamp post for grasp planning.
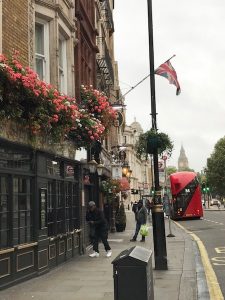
[147,0,168,270]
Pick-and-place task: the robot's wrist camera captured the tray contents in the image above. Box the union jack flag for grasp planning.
[155,60,181,95]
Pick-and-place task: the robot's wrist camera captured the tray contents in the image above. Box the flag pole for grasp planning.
[117,74,150,102]
[147,0,168,270]
[117,55,176,102]
[155,54,176,69]
[163,54,176,63]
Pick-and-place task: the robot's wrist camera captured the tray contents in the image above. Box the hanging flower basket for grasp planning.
[0,52,116,150]
[136,129,173,158]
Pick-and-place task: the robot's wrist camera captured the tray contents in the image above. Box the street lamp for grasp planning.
[127,169,132,182]
[97,161,104,176]
[88,156,98,174]
[147,0,168,270]
[111,101,126,110]
[122,165,129,176]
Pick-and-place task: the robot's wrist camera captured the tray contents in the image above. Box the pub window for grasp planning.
[0,176,9,249]
[0,148,31,171]
[65,182,72,232]
[12,177,33,245]
[72,183,79,229]
[56,182,64,234]
[47,181,65,236]
[47,182,55,236]
[47,160,60,177]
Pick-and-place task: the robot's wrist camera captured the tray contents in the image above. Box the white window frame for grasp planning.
[58,33,67,94]
[35,19,50,83]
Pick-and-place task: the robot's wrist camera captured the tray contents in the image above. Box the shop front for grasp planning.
[0,138,82,289]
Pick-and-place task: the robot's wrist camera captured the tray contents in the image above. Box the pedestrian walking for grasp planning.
[86,201,112,258]
[146,198,153,215]
[132,200,138,215]
[130,200,148,242]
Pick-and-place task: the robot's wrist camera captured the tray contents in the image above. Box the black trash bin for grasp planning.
[112,246,154,300]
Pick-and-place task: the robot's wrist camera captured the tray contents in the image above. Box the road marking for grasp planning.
[174,221,224,300]
[203,218,224,226]
[215,247,225,254]
[211,257,225,265]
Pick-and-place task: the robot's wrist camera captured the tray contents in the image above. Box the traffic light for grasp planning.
[202,182,206,193]
[206,187,210,193]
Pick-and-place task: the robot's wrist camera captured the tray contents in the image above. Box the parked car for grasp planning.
[210,199,220,206]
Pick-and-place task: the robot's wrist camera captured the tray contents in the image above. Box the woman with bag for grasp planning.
[130,200,148,242]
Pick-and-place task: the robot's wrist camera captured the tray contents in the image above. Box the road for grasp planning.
[177,210,225,297]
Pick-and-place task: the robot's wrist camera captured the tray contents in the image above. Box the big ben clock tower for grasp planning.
[178,145,189,171]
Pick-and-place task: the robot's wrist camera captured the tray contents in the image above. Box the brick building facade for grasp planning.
[2,0,29,65]
[0,0,124,290]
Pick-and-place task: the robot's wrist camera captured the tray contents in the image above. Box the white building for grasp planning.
[123,120,152,203]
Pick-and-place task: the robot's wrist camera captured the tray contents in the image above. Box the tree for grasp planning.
[179,167,195,172]
[166,166,177,176]
[206,136,225,196]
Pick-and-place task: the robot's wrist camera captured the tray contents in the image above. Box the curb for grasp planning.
[204,209,225,212]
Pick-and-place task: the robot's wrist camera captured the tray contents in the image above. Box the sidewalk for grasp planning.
[0,211,205,300]
[204,206,225,211]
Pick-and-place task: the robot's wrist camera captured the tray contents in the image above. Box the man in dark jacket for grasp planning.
[130,200,147,242]
[86,201,112,258]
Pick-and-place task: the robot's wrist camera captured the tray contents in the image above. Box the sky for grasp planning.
[113,0,225,172]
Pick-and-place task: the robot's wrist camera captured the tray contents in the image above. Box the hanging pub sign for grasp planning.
[113,111,124,127]
[66,165,74,178]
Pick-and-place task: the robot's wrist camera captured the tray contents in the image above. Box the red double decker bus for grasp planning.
[169,171,203,220]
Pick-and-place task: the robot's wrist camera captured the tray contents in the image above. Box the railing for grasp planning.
[97,37,114,85]
[100,0,114,32]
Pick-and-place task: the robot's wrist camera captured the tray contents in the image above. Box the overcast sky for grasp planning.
[113,0,225,172]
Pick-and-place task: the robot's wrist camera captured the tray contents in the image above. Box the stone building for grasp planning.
[122,120,152,204]
[178,145,189,171]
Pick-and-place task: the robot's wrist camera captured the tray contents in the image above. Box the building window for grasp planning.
[47,160,61,177]
[65,182,72,232]
[81,37,93,85]
[72,183,79,229]
[56,182,64,234]
[47,181,55,236]
[12,177,33,245]
[0,176,9,248]
[0,148,31,171]
[47,179,79,236]
[58,35,67,93]
[35,21,49,82]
